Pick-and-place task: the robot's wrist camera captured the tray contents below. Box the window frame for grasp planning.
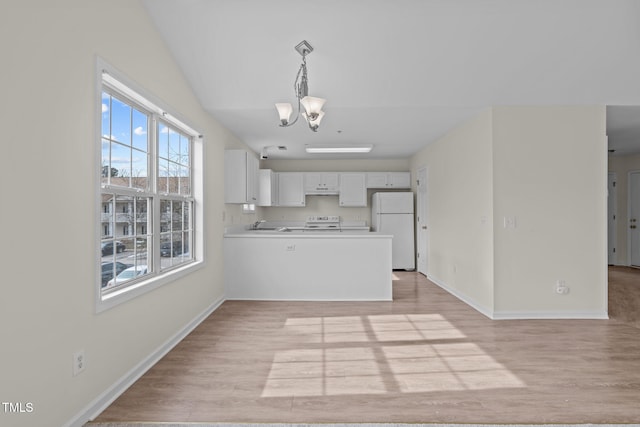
[95,58,204,313]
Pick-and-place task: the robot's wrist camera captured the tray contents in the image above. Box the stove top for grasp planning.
[305,215,341,230]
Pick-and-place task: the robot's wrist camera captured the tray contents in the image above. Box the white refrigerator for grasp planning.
[371,192,415,270]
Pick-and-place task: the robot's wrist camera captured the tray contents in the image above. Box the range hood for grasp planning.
[306,189,339,196]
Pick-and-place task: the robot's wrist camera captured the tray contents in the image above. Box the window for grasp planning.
[157,120,193,270]
[98,62,201,309]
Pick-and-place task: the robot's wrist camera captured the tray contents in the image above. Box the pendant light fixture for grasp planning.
[275,40,326,132]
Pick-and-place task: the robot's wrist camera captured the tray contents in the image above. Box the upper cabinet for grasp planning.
[304,172,339,194]
[366,172,411,189]
[258,169,277,207]
[339,173,367,207]
[224,149,258,204]
[277,172,305,207]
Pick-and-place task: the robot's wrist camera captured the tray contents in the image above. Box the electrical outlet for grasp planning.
[73,350,86,376]
[503,216,517,229]
[555,280,570,295]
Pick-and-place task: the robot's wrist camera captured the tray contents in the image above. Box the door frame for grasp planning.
[416,166,428,276]
[627,170,640,266]
[608,172,617,265]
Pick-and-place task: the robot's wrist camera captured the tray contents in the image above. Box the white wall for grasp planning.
[410,106,608,319]
[608,153,640,265]
[410,109,495,314]
[492,106,607,317]
[260,158,410,224]
[0,2,249,426]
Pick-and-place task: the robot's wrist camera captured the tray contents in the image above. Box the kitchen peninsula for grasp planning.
[223,228,393,301]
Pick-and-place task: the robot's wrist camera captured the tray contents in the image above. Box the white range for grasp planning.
[304,215,370,232]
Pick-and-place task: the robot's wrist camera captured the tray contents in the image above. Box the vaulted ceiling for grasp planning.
[143,0,640,159]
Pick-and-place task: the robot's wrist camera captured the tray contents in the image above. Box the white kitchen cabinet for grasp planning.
[304,172,339,194]
[224,149,258,204]
[365,172,388,188]
[388,172,411,188]
[366,172,411,189]
[258,169,277,206]
[339,173,367,207]
[277,172,305,207]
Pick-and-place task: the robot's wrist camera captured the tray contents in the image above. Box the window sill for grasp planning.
[96,260,204,313]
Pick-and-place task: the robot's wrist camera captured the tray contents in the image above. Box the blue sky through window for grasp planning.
[102,92,190,193]
[102,92,149,186]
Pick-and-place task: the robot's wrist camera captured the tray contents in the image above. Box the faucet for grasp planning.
[251,220,266,230]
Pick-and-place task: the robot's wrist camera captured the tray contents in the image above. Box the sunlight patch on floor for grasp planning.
[383,342,525,392]
[262,314,524,397]
[263,347,384,397]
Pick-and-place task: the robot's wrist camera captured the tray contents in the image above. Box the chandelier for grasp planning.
[275,40,326,132]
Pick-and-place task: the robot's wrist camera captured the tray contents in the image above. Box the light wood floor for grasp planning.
[608,265,640,329]
[92,271,640,424]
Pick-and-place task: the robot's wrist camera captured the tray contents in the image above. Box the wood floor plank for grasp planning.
[92,270,640,424]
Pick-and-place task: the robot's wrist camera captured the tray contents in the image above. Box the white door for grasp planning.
[629,172,640,266]
[417,167,428,275]
[608,173,617,265]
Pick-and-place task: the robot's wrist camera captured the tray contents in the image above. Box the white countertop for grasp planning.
[224,221,380,238]
[224,230,391,238]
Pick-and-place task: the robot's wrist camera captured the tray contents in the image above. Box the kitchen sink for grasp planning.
[252,227,292,232]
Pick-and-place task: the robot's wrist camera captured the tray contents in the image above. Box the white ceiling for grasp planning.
[142,0,640,159]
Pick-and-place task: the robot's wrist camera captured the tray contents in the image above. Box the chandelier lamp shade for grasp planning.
[275,40,326,132]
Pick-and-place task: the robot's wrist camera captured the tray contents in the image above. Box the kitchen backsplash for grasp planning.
[261,194,371,223]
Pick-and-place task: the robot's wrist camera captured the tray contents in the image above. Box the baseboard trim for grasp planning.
[492,310,610,320]
[85,424,634,427]
[426,275,609,321]
[427,274,494,319]
[226,297,393,302]
[64,295,226,427]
